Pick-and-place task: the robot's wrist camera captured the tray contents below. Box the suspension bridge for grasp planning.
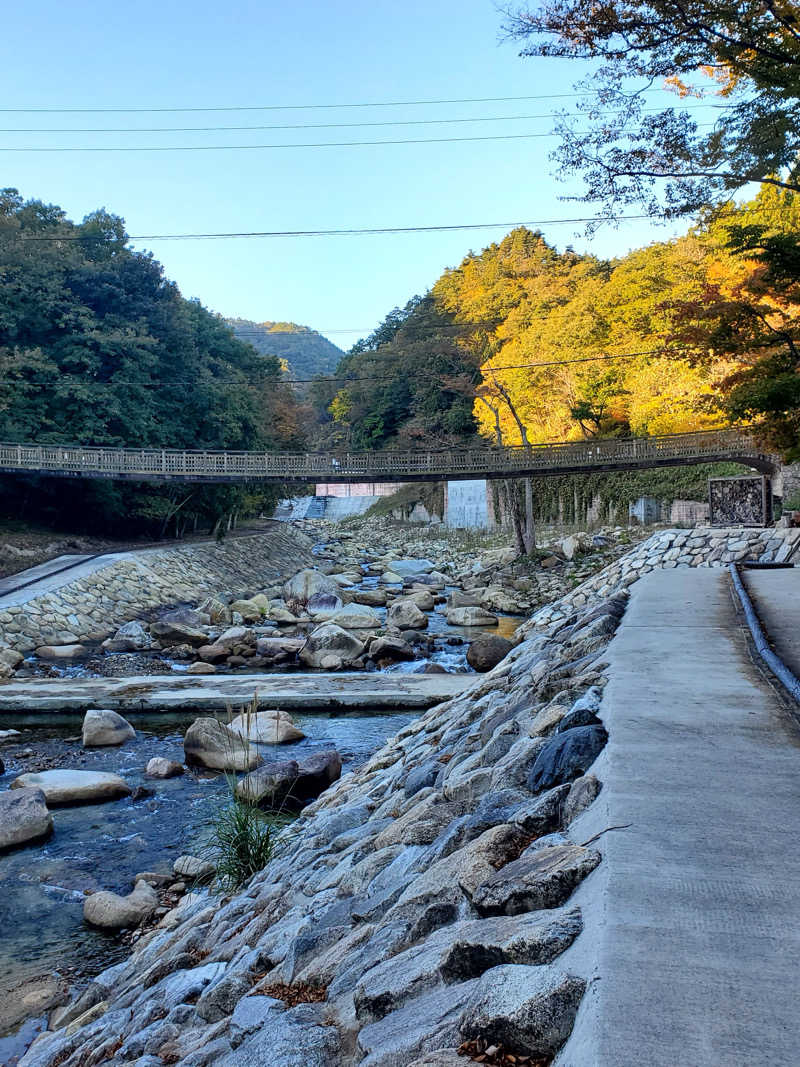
[0,428,778,485]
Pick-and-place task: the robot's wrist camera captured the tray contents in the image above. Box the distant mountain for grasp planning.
[227,319,344,383]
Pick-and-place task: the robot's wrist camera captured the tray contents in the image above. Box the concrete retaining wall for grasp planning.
[0,525,313,654]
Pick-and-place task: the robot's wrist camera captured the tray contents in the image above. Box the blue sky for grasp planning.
[3,0,699,350]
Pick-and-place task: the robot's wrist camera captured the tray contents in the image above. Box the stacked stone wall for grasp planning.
[0,526,313,654]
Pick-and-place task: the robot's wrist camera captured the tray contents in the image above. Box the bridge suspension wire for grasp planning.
[14,215,653,242]
[0,348,686,388]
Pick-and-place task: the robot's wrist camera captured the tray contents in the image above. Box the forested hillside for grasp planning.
[315,187,800,461]
[228,319,344,384]
[0,189,305,536]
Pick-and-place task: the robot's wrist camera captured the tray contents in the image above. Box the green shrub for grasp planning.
[209,798,279,891]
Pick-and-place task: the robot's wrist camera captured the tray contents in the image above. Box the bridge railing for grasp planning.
[0,428,763,481]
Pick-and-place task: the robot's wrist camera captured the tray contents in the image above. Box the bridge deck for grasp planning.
[0,430,776,484]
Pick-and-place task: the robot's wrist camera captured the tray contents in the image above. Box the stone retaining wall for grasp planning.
[525,525,800,633]
[0,526,313,654]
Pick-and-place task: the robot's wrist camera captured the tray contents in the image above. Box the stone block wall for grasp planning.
[0,525,313,654]
[524,525,800,633]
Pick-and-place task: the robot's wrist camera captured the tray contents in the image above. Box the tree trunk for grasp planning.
[523,478,536,553]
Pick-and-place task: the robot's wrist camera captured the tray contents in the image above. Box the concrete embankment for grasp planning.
[0,525,313,653]
[559,567,800,1066]
[0,672,472,714]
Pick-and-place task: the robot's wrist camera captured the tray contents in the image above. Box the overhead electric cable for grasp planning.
[0,349,683,389]
[15,214,653,242]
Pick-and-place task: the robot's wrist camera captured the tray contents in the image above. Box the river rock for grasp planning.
[471,843,601,914]
[407,589,435,611]
[183,717,262,771]
[445,607,499,627]
[558,533,589,561]
[299,623,364,669]
[460,964,586,1057]
[0,646,25,670]
[0,728,21,741]
[229,709,305,744]
[10,769,132,805]
[35,644,87,660]
[198,595,232,624]
[466,634,513,672]
[283,568,340,605]
[81,708,136,747]
[390,558,436,577]
[0,787,53,851]
[102,620,151,652]
[236,750,341,808]
[387,598,428,630]
[527,725,608,792]
[186,661,217,674]
[306,592,345,620]
[145,757,185,779]
[354,588,388,607]
[328,606,381,629]
[381,570,405,584]
[83,879,159,929]
[173,855,216,882]
[229,598,266,623]
[370,635,415,665]
[150,620,208,647]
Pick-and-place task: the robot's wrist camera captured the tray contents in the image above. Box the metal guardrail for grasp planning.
[0,429,774,484]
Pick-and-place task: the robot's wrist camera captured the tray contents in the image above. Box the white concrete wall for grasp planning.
[445,479,491,529]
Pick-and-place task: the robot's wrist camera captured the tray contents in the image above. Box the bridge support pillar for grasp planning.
[777,463,800,508]
[444,480,493,529]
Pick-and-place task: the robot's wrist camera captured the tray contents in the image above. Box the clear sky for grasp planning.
[2,0,696,351]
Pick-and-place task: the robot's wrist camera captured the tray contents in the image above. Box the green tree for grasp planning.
[503,1,800,217]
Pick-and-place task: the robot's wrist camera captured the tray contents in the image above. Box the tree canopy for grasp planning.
[0,189,304,535]
[503,0,800,217]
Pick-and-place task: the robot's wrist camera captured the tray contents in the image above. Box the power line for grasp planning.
[0,102,727,135]
[0,349,679,388]
[15,214,653,242]
[0,92,616,115]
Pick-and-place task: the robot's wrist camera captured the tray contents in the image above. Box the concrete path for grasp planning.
[742,566,800,680]
[0,552,131,610]
[560,567,800,1066]
[0,554,97,599]
[0,671,472,715]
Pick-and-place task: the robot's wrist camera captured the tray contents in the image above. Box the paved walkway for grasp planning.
[0,671,472,715]
[560,567,800,1066]
[743,566,800,680]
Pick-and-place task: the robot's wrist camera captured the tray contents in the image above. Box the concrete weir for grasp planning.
[558,567,800,1067]
[0,671,473,715]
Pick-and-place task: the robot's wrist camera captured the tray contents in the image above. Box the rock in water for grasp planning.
[35,644,87,660]
[237,750,342,807]
[445,606,499,627]
[0,787,53,851]
[145,757,185,779]
[10,769,132,805]
[229,709,305,744]
[183,717,262,771]
[466,634,514,672]
[328,606,382,630]
[387,598,428,630]
[283,568,341,605]
[173,855,216,882]
[389,558,436,576]
[83,879,159,929]
[149,620,208,647]
[299,623,364,669]
[81,709,136,747]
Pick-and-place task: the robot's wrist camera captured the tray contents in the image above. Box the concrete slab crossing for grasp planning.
[742,566,800,682]
[559,567,800,1067]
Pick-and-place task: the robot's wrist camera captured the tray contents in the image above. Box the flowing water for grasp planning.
[0,707,416,1051]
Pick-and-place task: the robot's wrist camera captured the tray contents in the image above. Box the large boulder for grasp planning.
[83,879,159,930]
[389,558,436,577]
[466,635,513,672]
[369,635,415,665]
[353,588,388,607]
[306,592,345,621]
[299,624,364,669]
[229,598,267,623]
[558,533,590,561]
[0,787,53,851]
[35,644,87,660]
[101,620,151,653]
[150,620,208,647]
[198,596,232,625]
[328,606,381,630]
[387,598,428,630]
[472,843,601,915]
[183,717,262,771]
[81,709,135,747]
[283,568,340,606]
[0,646,24,671]
[254,636,305,663]
[460,964,586,1058]
[236,750,341,808]
[527,725,608,793]
[10,770,131,805]
[229,709,305,744]
[445,607,499,627]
